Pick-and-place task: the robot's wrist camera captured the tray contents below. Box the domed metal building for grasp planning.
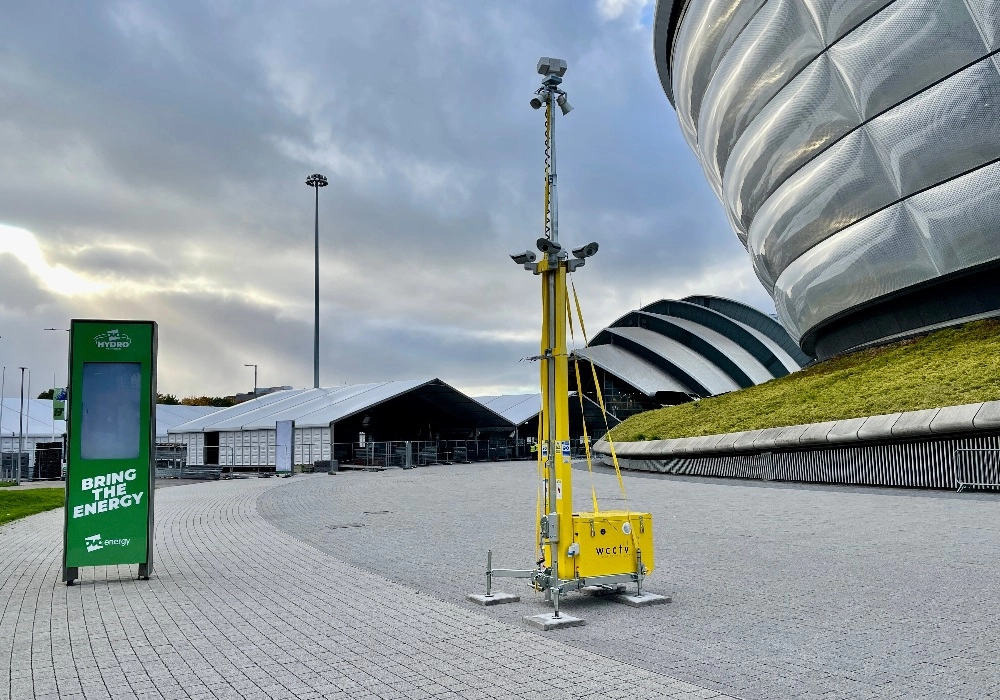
[573,295,809,420]
[654,0,1000,359]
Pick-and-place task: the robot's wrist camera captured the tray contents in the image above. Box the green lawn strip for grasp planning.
[609,319,1000,442]
[0,482,15,488]
[0,489,65,526]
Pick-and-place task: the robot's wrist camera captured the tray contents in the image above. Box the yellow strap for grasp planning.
[573,358,600,513]
[566,293,599,514]
[571,279,590,344]
[571,281,638,551]
[534,311,545,563]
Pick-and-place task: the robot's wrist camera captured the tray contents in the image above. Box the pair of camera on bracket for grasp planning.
[510,239,599,266]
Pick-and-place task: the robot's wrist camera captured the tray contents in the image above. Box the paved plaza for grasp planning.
[0,470,732,700]
[3,463,1000,699]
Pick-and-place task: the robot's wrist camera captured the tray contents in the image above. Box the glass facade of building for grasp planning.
[656,0,1000,358]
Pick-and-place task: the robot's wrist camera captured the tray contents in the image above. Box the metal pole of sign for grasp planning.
[17,367,26,485]
[0,366,5,478]
[25,369,31,481]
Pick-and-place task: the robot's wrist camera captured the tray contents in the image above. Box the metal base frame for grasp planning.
[482,549,649,619]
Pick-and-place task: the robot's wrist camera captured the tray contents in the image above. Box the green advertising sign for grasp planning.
[53,387,66,420]
[63,320,157,584]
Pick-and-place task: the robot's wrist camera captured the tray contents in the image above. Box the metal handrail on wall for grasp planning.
[954,448,1000,492]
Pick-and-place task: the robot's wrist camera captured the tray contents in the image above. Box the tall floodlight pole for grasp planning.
[305,174,328,389]
[244,364,258,395]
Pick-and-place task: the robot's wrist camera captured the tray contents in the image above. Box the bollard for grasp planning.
[485,550,494,597]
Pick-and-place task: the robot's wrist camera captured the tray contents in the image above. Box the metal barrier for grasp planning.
[0,452,28,482]
[954,448,1000,492]
[155,443,222,479]
[328,439,540,469]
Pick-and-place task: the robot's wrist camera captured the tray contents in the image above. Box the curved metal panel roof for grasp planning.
[641,298,804,373]
[574,344,692,397]
[681,295,811,364]
[579,295,805,400]
[598,327,741,396]
[646,313,772,383]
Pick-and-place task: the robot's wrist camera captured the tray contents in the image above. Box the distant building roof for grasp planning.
[168,379,512,433]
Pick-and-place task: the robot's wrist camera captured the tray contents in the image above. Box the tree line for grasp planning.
[37,390,236,408]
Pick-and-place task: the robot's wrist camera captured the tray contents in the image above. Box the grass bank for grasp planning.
[0,482,14,488]
[609,319,1000,441]
[0,489,64,526]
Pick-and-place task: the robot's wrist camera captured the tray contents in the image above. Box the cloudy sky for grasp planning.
[0,0,769,399]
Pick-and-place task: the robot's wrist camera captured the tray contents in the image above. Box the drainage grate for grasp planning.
[327,523,366,530]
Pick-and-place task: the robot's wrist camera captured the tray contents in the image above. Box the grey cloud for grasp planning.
[0,0,769,398]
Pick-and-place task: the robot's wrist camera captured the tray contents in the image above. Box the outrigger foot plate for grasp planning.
[467,592,520,606]
[614,592,671,607]
[523,613,585,631]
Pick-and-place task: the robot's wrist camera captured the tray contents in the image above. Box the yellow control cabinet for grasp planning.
[571,511,654,579]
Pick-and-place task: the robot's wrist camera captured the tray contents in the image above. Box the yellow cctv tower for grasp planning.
[470,58,664,628]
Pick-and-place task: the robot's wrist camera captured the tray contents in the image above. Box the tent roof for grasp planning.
[0,399,63,439]
[168,379,513,433]
[473,394,541,426]
[0,400,220,438]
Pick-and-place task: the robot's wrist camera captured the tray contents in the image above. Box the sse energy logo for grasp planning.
[84,534,131,552]
[94,328,131,350]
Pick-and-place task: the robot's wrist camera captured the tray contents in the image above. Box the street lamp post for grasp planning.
[244,364,258,396]
[305,173,328,389]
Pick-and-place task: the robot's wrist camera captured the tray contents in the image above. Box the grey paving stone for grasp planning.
[0,470,735,700]
[257,464,1000,700]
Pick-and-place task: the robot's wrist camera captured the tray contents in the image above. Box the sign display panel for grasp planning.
[63,320,157,584]
[275,420,294,475]
[80,363,141,460]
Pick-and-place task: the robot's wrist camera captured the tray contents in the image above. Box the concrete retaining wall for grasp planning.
[594,400,1000,489]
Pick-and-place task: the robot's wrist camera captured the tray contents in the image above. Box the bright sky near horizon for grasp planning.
[0,0,769,399]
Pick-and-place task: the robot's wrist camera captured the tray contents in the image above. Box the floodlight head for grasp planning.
[529,93,546,110]
[510,250,538,265]
[572,242,599,259]
[537,57,568,78]
[536,238,562,255]
[305,173,328,188]
[556,93,573,115]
